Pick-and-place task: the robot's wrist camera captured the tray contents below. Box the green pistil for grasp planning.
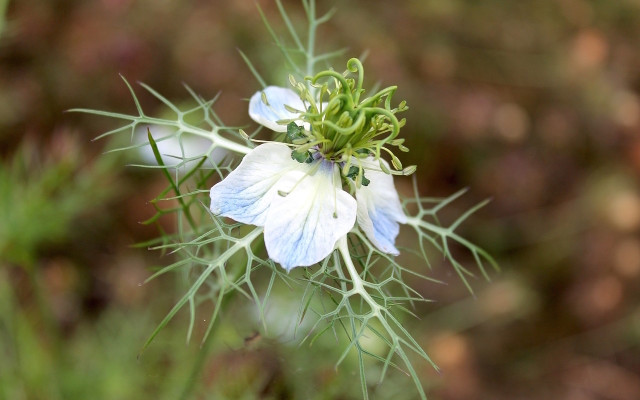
[286,58,415,177]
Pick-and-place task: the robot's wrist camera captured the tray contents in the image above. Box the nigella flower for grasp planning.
[210,60,412,271]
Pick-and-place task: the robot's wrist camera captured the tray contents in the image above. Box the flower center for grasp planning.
[283,58,416,187]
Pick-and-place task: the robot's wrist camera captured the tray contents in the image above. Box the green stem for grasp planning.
[306,0,316,77]
[337,237,380,315]
[176,300,220,400]
[337,237,428,400]
[174,227,263,400]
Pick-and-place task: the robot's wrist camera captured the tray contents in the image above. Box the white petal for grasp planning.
[356,158,407,255]
[248,86,305,132]
[209,143,308,226]
[264,162,357,271]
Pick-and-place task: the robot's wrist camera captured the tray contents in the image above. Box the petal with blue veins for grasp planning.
[248,86,305,132]
[264,162,357,271]
[209,143,310,226]
[355,158,407,255]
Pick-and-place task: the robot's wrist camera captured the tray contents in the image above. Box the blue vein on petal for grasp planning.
[368,205,401,254]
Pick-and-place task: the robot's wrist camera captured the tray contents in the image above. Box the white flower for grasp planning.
[136,125,225,172]
[209,86,406,271]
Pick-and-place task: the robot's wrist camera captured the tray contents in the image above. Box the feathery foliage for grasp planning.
[73,1,496,398]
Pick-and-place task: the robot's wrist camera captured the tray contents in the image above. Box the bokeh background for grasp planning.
[2,0,640,399]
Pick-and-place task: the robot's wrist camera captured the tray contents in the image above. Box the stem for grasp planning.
[337,237,429,399]
[174,227,263,400]
[306,0,316,78]
[177,125,252,155]
[406,214,474,244]
[337,237,380,315]
[176,298,219,400]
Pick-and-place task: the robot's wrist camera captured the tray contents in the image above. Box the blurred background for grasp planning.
[1,0,640,399]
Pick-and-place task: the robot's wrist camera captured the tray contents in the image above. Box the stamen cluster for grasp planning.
[280,58,416,187]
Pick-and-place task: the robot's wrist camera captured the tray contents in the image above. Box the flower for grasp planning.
[136,125,225,172]
[210,84,407,271]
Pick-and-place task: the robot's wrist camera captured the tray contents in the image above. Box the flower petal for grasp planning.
[356,158,407,255]
[248,86,305,132]
[209,143,308,225]
[264,162,357,271]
